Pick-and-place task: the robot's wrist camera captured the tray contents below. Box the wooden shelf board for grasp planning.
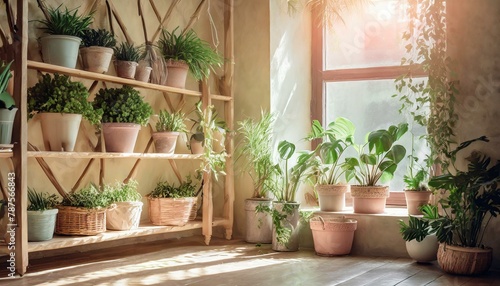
[27,151,203,159]
[27,60,231,101]
[0,152,13,158]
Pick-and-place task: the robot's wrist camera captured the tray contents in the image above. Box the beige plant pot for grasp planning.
[106,201,143,231]
[41,35,81,68]
[115,60,138,79]
[406,234,438,263]
[39,113,82,152]
[165,59,189,89]
[190,133,204,154]
[135,65,153,82]
[404,190,432,215]
[245,198,273,244]
[152,131,180,154]
[437,243,492,275]
[350,185,389,214]
[317,184,350,212]
[272,202,300,252]
[80,46,114,73]
[102,123,141,153]
[310,216,357,256]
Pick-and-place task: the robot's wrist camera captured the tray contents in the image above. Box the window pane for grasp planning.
[325,79,429,192]
[325,0,408,70]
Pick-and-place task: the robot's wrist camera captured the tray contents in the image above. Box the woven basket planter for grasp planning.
[55,206,106,236]
[106,201,143,231]
[148,197,195,226]
[189,200,198,221]
[437,243,493,275]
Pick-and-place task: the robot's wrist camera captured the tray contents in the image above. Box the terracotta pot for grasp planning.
[437,243,492,275]
[245,198,272,244]
[80,46,114,73]
[135,65,153,82]
[0,108,18,144]
[165,59,189,89]
[350,185,389,214]
[41,35,81,68]
[106,201,143,230]
[152,131,180,154]
[317,184,349,212]
[310,216,357,256]
[115,60,138,79]
[272,202,300,252]
[102,123,141,153]
[39,113,82,152]
[404,190,432,215]
[405,234,438,263]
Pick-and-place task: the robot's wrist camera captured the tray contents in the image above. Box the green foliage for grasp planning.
[158,27,223,80]
[148,176,198,198]
[103,180,142,203]
[113,42,141,62]
[0,60,15,109]
[236,111,276,198]
[344,123,408,186]
[399,204,439,242]
[404,134,430,191]
[27,188,60,211]
[287,0,365,28]
[156,110,187,132]
[38,4,93,37]
[61,184,110,209]
[81,28,117,48]
[271,203,299,247]
[306,117,355,185]
[93,85,152,125]
[428,137,500,248]
[27,73,101,124]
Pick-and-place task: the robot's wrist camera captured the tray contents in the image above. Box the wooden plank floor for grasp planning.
[0,236,499,285]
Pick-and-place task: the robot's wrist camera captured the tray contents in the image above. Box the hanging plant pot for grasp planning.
[0,108,18,144]
[135,65,153,82]
[272,202,300,252]
[27,209,58,242]
[437,243,493,275]
[80,46,114,74]
[152,131,180,154]
[317,184,349,212]
[41,35,82,69]
[102,123,141,153]
[406,234,438,263]
[39,113,82,152]
[310,216,357,256]
[165,59,189,89]
[245,198,272,244]
[350,185,389,214]
[106,201,143,231]
[404,190,432,215]
[115,60,138,79]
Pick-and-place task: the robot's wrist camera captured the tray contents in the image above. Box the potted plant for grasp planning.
[153,109,187,154]
[27,188,60,241]
[56,184,111,236]
[344,123,408,214]
[428,136,500,275]
[27,73,101,152]
[158,27,223,88]
[0,60,17,145]
[92,85,152,153]
[306,117,355,212]
[80,28,117,73]
[403,153,433,215]
[189,101,227,155]
[37,4,94,68]
[113,42,142,79]
[147,176,197,226]
[103,180,143,231]
[236,111,276,244]
[309,215,358,256]
[399,204,439,263]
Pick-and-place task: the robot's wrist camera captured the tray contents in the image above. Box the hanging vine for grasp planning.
[394,0,458,173]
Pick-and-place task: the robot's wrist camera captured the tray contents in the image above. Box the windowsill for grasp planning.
[300,206,409,218]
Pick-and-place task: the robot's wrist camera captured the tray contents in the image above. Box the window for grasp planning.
[311,0,428,204]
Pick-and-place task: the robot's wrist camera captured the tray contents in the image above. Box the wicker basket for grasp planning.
[55,206,106,236]
[437,243,493,275]
[148,197,195,226]
[189,200,198,221]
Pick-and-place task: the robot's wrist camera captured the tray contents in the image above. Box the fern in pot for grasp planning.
[113,42,141,79]
[0,60,17,144]
[80,28,116,73]
[92,85,152,153]
[27,189,60,241]
[152,109,187,154]
[103,180,143,230]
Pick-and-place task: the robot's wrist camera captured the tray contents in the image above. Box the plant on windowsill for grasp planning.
[27,188,60,242]
[103,180,143,230]
[27,73,101,152]
[427,136,500,275]
[0,60,17,145]
[80,28,117,73]
[113,42,142,79]
[344,122,408,214]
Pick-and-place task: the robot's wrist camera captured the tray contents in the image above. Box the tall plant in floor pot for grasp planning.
[27,73,101,152]
[103,180,143,231]
[37,4,94,68]
[113,42,141,79]
[344,123,408,214]
[80,28,116,74]
[306,117,355,212]
[428,137,500,275]
[153,109,186,154]
[27,189,60,242]
[92,85,152,153]
[0,60,17,145]
[236,111,276,244]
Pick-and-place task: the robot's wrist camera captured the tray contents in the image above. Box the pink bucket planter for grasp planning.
[310,216,357,256]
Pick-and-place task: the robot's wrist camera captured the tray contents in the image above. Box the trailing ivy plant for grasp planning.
[393,0,458,172]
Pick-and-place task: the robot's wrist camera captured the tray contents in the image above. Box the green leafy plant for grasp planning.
[236,111,276,198]
[428,136,500,248]
[61,184,110,209]
[27,188,60,211]
[92,85,152,125]
[156,110,187,132]
[344,123,408,186]
[27,73,101,124]
[403,134,430,191]
[158,27,223,80]
[0,60,15,109]
[81,28,117,48]
[148,176,198,199]
[113,42,141,62]
[399,204,440,242]
[103,180,142,203]
[37,4,94,37]
[271,203,298,246]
